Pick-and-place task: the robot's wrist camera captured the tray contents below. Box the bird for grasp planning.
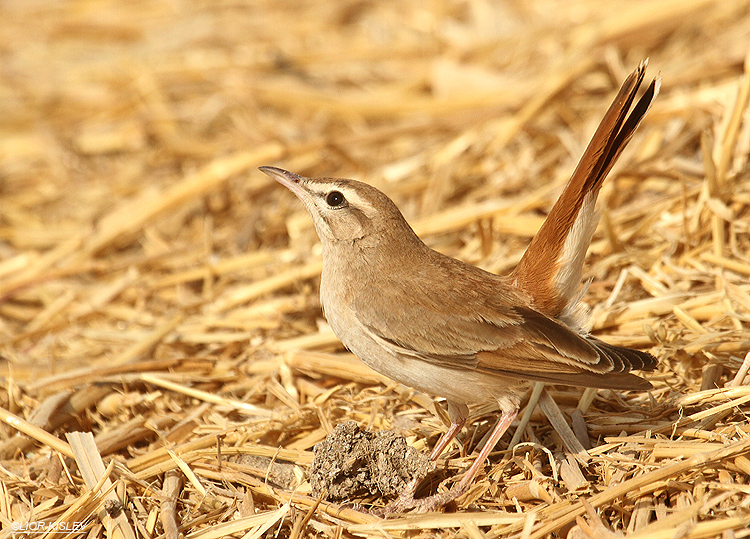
[259,60,659,512]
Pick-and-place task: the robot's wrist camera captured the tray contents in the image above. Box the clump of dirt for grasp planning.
[310,421,431,501]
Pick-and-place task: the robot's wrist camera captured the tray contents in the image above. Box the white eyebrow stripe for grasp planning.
[345,191,375,214]
[312,185,376,215]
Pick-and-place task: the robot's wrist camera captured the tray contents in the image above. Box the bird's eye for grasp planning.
[326,191,346,207]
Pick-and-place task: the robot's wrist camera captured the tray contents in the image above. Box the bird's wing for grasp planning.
[355,259,656,390]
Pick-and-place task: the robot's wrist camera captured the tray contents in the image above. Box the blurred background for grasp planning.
[3,0,749,375]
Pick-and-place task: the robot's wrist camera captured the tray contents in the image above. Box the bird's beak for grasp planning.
[259,166,310,201]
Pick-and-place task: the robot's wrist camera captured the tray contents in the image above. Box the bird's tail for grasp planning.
[510,61,659,328]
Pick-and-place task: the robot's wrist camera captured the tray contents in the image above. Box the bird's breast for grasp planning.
[318,254,522,406]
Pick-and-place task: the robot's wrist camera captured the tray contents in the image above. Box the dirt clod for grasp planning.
[310,421,430,501]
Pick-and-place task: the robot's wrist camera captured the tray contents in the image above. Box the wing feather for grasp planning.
[351,237,656,391]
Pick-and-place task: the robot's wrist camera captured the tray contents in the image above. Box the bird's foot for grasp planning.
[378,478,469,516]
[369,477,420,516]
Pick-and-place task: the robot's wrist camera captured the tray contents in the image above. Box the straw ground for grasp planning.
[2,1,750,537]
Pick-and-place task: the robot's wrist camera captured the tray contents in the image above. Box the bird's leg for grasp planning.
[411,407,518,513]
[384,406,517,515]
[429,401,469,460]
[453,408,517,494]
[382,401,468,514]
[429,421,464,460]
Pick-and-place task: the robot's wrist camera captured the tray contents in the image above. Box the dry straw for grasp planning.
[2,0,750,537]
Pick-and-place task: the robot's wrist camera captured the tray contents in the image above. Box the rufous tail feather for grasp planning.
[511,61,660,324]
